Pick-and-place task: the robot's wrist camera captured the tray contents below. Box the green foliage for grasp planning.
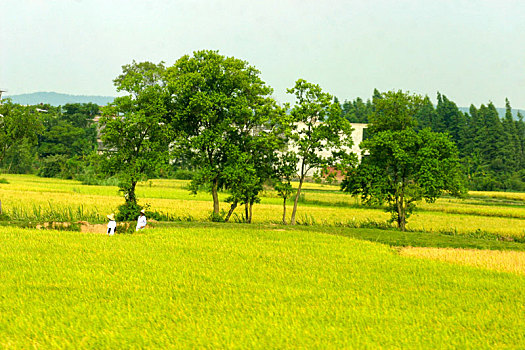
[0,138,37,174]
[116,201,143,222]
[37,155,84,179]
[37,114,97,159]
[37,154,85,179]
[0,178,8,184]
[100,61,173,205]
[167,50,284,218]
[343,90,465,231]
[408,93,525,192]
[340,96,373,123]
[367,90,421,134]
[37,155,68,178]
[0,101,42,165]
[286,79,357,224]
[208,211,226,222]
[62,103,99,128]
[222,151,261,222]
[170,169,195,180]
[76,164,120,186]
[0,102,100,177]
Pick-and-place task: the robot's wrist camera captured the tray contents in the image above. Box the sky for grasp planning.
[1,0,524,108]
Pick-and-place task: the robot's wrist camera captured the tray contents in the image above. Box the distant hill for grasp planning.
[3,92,115,106]
[458,107,525,120]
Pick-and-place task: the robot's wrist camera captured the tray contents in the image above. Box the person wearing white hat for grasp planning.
[107,213,116,236]
[136,209,147,231]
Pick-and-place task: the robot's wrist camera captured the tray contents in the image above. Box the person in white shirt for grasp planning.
[136,209,147,231]
[107,213,116,236]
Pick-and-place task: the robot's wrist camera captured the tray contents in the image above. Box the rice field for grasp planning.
[470,190,525,201]
[2,174,525,347]
[400,246,525,275]
[0,225,524,348]
[1,174,525,238]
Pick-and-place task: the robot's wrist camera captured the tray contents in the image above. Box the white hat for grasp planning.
[107,213,115,220]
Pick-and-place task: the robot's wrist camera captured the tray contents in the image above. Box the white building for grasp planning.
[287,122,368,177]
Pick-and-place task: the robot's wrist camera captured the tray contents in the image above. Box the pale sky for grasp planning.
[1,0,524,108]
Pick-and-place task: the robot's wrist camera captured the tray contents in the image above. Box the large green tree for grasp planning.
[342,90,465,231]
[100,61,172,215]
[0,101,41,165]
[166,50,282,218]
[34,103,99,179]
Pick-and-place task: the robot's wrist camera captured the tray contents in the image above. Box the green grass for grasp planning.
[316,225,525,250]
[161,221,525,251]
[0,225,524,348]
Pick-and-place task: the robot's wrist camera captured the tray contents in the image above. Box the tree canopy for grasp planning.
[286,79,356,225]
[99,61,172,218]
[0,101,41,166]
[342,90,465,231]
[166,50,284,219]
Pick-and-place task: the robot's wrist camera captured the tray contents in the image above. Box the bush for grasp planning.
[37,155,83,179]
[171,169,195,180]
[504,171,525,192]
[469,170,525,192]
[116,202,143,222]
[0,178,9,184]
[77,165,119,186]
[469,174,501,191]
[208,211,226,222]
[0,138,37,174]
[37,155,66,178]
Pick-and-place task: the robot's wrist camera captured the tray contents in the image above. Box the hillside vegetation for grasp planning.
[4,92,114,106]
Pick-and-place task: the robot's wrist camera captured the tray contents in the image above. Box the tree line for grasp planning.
[2,49,521,228]
[97,53,356,224]
[342,91,525,191]
[0,101,98,178]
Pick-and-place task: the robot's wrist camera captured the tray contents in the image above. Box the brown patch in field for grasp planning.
[34,221,104,233]
[81,223,108,234]
[80,222,137,234]
[400,247,525,275]
[33,221,153,234]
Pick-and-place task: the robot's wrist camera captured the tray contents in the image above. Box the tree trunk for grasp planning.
[248,201,253,224]
[245,202,249,223]
[212,178,220,215]
[127,180,138,205]
[282,196,287,225]
[290,176,305,225]
[396,193,406,232]
[398,206,406,232]
[224,201,237,222]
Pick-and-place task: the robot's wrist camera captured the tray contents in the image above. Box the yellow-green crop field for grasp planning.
[2,174,525,347]
[0,225,524,348]
[1,174,525,238]
[400,246,525,275]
